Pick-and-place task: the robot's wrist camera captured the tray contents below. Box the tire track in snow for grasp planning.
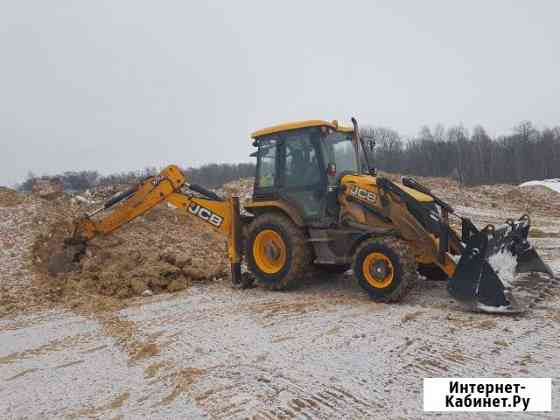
[191,364,382,419]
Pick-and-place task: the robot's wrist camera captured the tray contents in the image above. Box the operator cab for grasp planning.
[250,120,359,223]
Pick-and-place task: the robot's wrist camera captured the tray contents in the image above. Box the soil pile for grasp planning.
[216,178,254,202]
[31,178,64,200]
[0,186,26,207]
[0,188,81,317]
[32,204,229,310]
[379,172,560,218]
[85,184,132,202]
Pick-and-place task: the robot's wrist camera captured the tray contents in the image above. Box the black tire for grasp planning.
[417,263,449,281]
[245,213,312,290]
[352,237,417,302]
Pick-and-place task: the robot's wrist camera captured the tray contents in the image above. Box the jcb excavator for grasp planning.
[61,118,555,313]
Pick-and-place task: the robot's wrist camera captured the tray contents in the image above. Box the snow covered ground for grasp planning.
[2,269,560,419]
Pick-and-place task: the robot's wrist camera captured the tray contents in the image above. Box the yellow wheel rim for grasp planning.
[253,229,287,274]
[362,252,394,288]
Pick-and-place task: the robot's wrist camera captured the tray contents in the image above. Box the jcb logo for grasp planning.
[350,185,377,203]
[188,204,224,228]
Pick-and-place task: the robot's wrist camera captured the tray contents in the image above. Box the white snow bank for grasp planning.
[519,178,560,194]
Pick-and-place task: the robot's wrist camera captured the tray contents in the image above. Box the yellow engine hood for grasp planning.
[341,174,433,203]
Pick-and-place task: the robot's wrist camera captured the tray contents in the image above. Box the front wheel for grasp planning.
[352,237,417,302]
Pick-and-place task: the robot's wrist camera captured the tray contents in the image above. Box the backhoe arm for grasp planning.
[71,165,186,242]
[69,164,244,284]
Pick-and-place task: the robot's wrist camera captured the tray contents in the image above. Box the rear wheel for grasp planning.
[353,237,417,302]
[246,213,311,290]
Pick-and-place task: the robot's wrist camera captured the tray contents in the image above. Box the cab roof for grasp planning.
[251,119,354,139]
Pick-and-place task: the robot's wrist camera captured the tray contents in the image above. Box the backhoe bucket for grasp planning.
[448,216,554,314]
[47,240,87,275]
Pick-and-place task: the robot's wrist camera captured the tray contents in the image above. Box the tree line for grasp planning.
[362,121,560,185]
[18,162,256,192]
[17,120,560,192]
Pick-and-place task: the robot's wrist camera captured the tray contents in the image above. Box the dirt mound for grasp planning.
[216,178,254,201]
[32,205,229,311]
[0,186,26,207]
[85,184,133,202]
[31,178,64,200]
[379,172,560,217]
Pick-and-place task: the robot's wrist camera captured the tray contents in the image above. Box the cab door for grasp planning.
[278,128,328,222]
[253,135,279,201]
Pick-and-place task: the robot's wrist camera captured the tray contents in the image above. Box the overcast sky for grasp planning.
[1,1,559,186]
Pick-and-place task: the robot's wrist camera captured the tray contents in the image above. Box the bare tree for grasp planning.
[366,121,560,186]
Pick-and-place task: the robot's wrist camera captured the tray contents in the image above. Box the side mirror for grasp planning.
[327,162,337,177]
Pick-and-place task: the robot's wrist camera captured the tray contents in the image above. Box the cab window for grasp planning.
[283,129,322,188]
[321,130,358,185]
[255,137,277,189]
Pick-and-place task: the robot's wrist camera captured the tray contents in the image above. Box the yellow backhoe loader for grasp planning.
[59,118,555,313]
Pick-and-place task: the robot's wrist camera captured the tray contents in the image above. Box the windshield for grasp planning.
[321,130,358,176]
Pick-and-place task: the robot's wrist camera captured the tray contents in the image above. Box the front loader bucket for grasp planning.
[448,216,554,314]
